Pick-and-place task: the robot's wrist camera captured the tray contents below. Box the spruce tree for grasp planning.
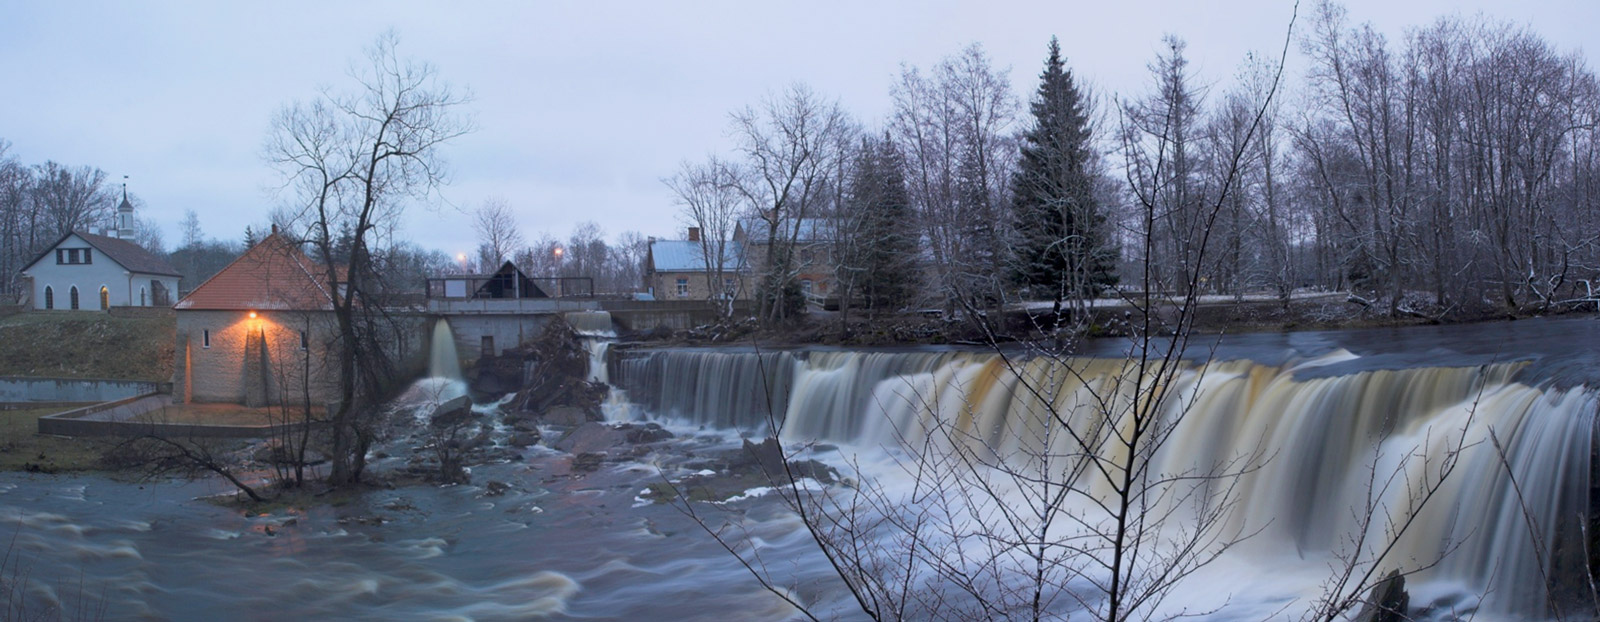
[1011,37,1118,314]
[845,134,918,317]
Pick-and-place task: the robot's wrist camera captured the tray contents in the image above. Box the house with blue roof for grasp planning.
[644,227,748,301]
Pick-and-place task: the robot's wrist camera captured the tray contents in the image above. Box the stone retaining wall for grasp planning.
[0,377,162,404]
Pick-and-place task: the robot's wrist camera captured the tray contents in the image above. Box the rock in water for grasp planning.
[1354,570,1409,622]
[431,395,473,427]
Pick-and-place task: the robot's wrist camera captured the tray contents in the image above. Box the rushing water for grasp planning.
[429,319,464,382]
[613,319,1600,619]
[4,318,1598,620]
[566,311,616,384]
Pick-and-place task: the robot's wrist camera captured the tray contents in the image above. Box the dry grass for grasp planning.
[0,406,108,472]
[0,312,174,381]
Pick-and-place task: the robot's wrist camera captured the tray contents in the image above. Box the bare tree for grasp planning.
[729,83,855,324]
[264,30,472,485]
[473,197,524,269]
[890,44,1019,314]
[666,157,744,316]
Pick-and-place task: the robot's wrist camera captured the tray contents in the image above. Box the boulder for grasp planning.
[430,396,473,427]
[1354,570,1409,622]
[554,421,676,455]
[543,405,595,427]
[572,452,605,472]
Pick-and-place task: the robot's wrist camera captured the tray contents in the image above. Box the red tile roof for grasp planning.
[175,233,337,311]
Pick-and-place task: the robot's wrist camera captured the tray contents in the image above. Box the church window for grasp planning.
[44,286,53,310]
[69,286,79,310]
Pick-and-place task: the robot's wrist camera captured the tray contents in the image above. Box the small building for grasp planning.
[18,194,180,311]
[645,229,748,301]
[428,261,549,300]
[172,230,339,407]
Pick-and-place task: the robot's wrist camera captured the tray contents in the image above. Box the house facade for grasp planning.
[172,231,339,407]
[644,231,748,301]
[733,218,837,302]
[20,230,181,311]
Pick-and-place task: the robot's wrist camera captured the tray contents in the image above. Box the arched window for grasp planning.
[69,286,79,310]
[99,286,109,310]
[140,287,147,306]
[43,286,53,310]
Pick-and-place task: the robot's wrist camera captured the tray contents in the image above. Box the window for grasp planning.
[99,286,109,310]
[481,335,495,356]
[676,278,689,297]
[800,248,814,264]
[69,286,79,310]
[54,248,92,265]
[300,330,309,350]
[140,287,147,307]
[43,286,53,310]
[202,329,211,348]
[723,278,736,297]
[801,279,813,296]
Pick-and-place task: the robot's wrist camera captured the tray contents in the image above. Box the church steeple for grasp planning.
[117,176,134,240]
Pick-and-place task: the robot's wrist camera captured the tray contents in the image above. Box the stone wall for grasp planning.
[0,377,159,404]
[648,271,749,302]
[175,309,339,406]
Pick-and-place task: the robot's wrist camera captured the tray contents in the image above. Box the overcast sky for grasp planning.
[3,1,1595,257]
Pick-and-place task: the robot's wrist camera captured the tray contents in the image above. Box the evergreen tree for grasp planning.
[1011,37,1118,313]
[845,135,919,316]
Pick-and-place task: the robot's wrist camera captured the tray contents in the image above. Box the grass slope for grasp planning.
[0,312,174,382]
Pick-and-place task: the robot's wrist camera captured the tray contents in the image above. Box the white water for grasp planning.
[615,347,1599,619]
[428,318,464,381]
[566,311,616,384]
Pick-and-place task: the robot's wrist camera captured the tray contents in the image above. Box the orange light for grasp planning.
[249,311,258,319]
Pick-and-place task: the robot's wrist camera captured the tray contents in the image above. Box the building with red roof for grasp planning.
[173,230,340,407]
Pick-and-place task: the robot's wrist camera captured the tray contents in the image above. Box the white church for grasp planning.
[19,192,181,311]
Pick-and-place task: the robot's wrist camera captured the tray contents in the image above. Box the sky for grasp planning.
[2,1,1596,258]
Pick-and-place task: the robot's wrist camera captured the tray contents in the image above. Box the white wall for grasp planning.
[22,233,180,310]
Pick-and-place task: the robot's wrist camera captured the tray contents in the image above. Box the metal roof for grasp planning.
[736,218,833,243]
[649,240,744,272]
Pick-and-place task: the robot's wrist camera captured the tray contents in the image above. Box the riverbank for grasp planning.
[632,292,1596,349]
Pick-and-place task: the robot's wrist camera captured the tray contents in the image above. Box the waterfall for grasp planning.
[613,346,1599,616]
[428,319,463,381]
[565,311,616,384]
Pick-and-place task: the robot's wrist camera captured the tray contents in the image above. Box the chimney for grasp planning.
[687,227,701,242]
[271,223,279,236]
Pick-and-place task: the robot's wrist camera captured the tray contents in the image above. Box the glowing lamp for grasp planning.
[249,311,258,319]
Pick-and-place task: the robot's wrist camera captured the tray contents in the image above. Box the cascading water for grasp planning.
[613,346,1600,617]
[429,318,464,381]
[565,311,616,384]
[412,318,468,406]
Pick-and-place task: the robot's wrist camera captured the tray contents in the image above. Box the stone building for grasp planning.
[733,218,836,302]
[172,231,339,407]
[644,229,748,301]
[18,193,180,311]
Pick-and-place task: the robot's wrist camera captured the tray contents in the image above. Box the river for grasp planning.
[3,317,1598,621]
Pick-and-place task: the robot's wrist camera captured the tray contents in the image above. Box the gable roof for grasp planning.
[21,230,182,277]
[474,261,548,298]
[649,239,744,272]
[174,233,335,311]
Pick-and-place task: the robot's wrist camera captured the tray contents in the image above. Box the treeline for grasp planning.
[672,1,1600,321]
[0,141,164,296]
[470,199,648,295]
